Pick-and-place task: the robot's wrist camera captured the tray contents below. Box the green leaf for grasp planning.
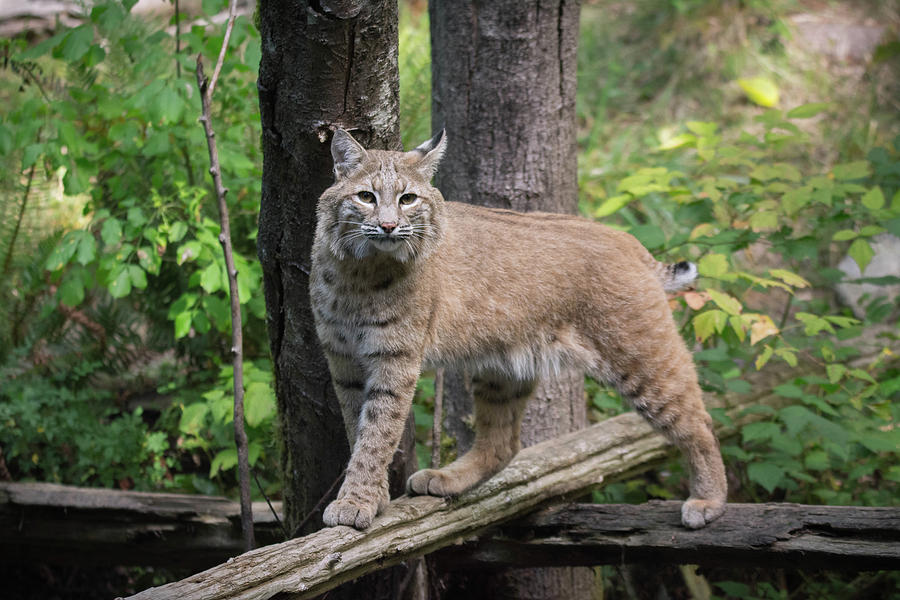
[749,210,778,232]
[795,312,834,336]
[861,187,885,211]
[57,25,94,62]
[156,86,184,124]
[859,225,885,237]
[177,241,203,264]
[200,262,223,294]
[698,253,728,279]
[203,294,231,332]
[832,229,858,242]
[108,265,132,298]
[805,451,829,471]
[779,405,814,436]
[685,121,717,137]
[22,143,44,168]
[742,421,780,443]
[747,461,784,493]
[768,268,809,288]
[786,102,830,118]
[45,232,80,271]
[58,277,85,307]
[706,289,742,316]
[755,345,774,370]
[773,383,803,398]
[629,224,666,249]
[169,221,189,243]
[75,233,97,266]
[244,382,276,428]
[737,77,780,107]
[592,195,632,218]
[657,133,696,151]
[693,310,728,342]
[174,310,192,339]
[826,364,846,383]
[781,186,811,215]
[100,218,123,247]
[848,238,875,273]
[210,448,237,478]
[179,403,209,435]
[16,30,66,60]
[128,265,147,289]
[832,161,871,180]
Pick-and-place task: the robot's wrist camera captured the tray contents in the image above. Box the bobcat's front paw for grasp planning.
[407,468,469,497]
[323,497,378,530]
[681,497,725,529]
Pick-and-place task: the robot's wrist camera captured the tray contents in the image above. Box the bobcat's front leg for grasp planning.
[323,352,420,529]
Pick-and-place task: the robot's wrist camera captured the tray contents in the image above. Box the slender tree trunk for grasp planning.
[257,1,418,597]
[429,1,594,598]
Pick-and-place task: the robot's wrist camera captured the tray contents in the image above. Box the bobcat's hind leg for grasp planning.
[407,375,535,497]
[615,354,727,529]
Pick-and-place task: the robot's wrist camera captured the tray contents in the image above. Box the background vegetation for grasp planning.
[1,0,898,597]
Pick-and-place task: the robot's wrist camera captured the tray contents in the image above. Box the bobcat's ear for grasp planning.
[410,129,447,179]
[331,129,368,179]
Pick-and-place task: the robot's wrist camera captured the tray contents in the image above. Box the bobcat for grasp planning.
[311,129,727,531]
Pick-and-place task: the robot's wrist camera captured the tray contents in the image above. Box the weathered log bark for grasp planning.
[434,501,900,571]
[428,1,588,596]
[0,482,282,570]
[124,381,787,600]
[256,2,418,596]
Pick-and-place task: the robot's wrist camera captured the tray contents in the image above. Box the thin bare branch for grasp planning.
[206,0,238,100]
[195,38,254,550]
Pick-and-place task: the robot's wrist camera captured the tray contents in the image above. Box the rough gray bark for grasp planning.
[434,501,900,571]
[428,1,589,597]
[0,482,283,570]
[256,1,417,597]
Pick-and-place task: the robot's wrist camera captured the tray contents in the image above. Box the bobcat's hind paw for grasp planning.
[407,468,468,497]
[681,497,726,529]
[323,497,378,530]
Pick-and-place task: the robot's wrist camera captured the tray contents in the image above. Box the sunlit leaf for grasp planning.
[707,289,742,316]
[848,238,875,273]
[698,253,729,279]
[737,77,779,108]
[768,269,810,288]
[832,161,871,180]
[244,382,276,427]
[861,187,885,211]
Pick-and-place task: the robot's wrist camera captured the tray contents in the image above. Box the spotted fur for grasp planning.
[312,129,727,530]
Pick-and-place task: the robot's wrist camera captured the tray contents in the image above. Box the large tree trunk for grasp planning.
[428,2,592,598]
[256,1,418,597]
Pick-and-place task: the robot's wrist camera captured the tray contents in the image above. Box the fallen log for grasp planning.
[434,501,900,571]
[123,410,673,600]
[0,482,283,570]
[124,338,899,600]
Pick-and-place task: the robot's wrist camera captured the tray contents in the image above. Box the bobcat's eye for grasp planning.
[357,191,376,203]
[399,193,418,205]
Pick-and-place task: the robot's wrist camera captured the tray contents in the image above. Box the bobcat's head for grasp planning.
[317,129,447,263]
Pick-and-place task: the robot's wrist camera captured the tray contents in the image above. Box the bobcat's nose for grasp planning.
[380,222,397,234]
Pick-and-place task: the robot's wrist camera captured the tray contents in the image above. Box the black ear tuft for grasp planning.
[410,129,447,179]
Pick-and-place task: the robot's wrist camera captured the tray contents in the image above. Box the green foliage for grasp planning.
[0,0,272,497]
[0,368,171,489]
